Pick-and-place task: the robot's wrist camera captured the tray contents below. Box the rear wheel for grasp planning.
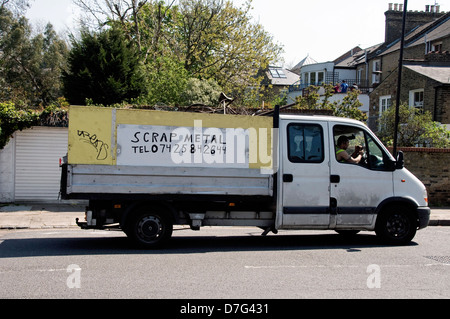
[126,205,173,248]
[375,205,417,245]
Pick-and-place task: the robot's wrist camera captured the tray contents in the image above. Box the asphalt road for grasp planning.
[0,226,449,300]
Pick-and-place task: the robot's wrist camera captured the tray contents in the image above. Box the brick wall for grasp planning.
[368,70,398,131]
[397,147,450,206]
[435,84,450,124]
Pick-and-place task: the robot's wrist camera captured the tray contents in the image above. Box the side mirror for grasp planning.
[396,151,404,169]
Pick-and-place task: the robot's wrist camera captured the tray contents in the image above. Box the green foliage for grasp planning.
[63,28,146,106]
[331,89,366,122]
[140,56,189,106]
[180,78,222,106]
[295,84,367,122]
[72,0,283,107]
[177,0,282,100]
[0,101,38,149]
[378,104,450,148]
[0,7,68,106]
[37,98,69,127]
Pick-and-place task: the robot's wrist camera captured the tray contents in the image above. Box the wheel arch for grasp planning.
[375,197,419,219]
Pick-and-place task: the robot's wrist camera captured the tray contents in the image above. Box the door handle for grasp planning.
[330,175,340,183]
[283,174,294,183]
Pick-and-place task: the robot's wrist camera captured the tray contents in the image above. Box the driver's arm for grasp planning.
[338,150,362,164]
[347,153,362,164]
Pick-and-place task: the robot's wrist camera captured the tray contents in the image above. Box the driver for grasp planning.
[336,136,364,164]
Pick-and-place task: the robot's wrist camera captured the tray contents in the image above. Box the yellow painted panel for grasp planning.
[68,106,114,165]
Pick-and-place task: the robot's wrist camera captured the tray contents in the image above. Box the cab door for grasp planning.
[329,123,395,227]
[278,119,331,228]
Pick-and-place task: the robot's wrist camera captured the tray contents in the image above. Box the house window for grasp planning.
[317,72,324,85]
[357,68,363,82]
[379,95,391,116]
[310,72,316,85]
[372,59,381,84]
[426,41,443,53]
[269,67,287,78]
[409,89,424,109]
[303,73,309,84]
[432,42,442,52]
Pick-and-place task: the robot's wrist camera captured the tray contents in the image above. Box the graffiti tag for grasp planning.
[77,130,109,160]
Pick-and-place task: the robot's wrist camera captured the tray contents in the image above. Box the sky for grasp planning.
[26,0,445,67]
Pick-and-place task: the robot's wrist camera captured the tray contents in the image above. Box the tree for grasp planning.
[178,0,282,98]
[73,0,178,63]
[0,0,31,16]
[0,7,68,106]
[296,84,367,122]
[378,103,450,148]
[72,0,283,106]
[63,27,146,105]
[141,55,189,106]
[0,100,38,149]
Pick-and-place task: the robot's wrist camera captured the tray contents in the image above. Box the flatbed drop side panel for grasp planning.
[65,106,275,198]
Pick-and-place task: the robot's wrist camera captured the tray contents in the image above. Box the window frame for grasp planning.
[287,123,325,164]
[379,95,392,116]
[409,89,424,109]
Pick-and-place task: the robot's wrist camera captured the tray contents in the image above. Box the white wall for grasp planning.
[0,127,69,203]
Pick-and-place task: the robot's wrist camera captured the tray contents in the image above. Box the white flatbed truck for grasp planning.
[60,105,430,247]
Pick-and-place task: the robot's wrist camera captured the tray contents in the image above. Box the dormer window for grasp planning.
[269,67,287,78]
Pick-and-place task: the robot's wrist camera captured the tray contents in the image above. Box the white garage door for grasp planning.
[14,127,68,201]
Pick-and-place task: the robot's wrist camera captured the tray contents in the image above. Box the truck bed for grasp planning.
[63,164,273,198]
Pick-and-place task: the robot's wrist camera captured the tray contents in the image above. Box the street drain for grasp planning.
[424,256,450,264]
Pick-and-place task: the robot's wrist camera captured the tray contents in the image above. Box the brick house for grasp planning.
[368,5,450,132]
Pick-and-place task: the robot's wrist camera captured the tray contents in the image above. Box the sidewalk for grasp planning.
[1,203,449,229]
[0,203,85,229]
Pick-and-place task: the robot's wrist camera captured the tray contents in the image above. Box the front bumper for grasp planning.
[417,207,431,229]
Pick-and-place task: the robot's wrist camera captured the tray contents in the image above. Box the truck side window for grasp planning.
[334,125,390,171]
[287,124,324,163]
[365,134,389,171]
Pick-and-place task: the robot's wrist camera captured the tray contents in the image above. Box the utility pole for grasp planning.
[393,0,408,157]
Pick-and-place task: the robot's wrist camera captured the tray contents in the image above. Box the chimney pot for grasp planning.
[425,5,430,12]
[436,5,440,13]
[389,3,393,10]
[399,4,403,11]
[394,3,398,11]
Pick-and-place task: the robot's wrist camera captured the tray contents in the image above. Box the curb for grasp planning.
[427,220,450,227]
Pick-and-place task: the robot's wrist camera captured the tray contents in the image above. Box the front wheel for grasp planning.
[375,206,417,245]
[126,206,173,248]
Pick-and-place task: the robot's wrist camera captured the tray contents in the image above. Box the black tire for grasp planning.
[125,205,173,248]
[375,205,417,245]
